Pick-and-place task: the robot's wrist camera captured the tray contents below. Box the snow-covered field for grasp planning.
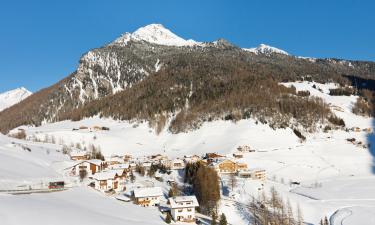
[1,81,375,225]
[0,187,165,225]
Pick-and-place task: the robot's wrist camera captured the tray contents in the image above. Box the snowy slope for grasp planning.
[16,81,375,225]
[0,187,165,225]
[0,87,32,111]
[243,44,289,55]
[111,24,202,47]
[0,134,69,191]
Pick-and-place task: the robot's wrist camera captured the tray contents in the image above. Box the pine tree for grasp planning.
[165,213,172,224]
[211,211,217,225]
[130,170,135,183]
[219,213,227,225]
[168,188,174,197]
[324,216,329,225]
[229,173,237,191]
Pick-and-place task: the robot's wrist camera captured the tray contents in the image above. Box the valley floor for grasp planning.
[1,81,375,225]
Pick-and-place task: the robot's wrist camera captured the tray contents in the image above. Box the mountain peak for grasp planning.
[244,44,289,56]
[0,87,32,112]
[111,23,202,47]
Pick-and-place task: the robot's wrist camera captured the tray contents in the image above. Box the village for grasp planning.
[51,142,267,224]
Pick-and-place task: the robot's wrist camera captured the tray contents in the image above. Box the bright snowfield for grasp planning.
[243,43,289,55]
[0,87,32,111]
[0,187,165,225]
[111,24,202,47]
[2,81,375,225]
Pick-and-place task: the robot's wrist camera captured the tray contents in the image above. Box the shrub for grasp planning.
[297,90,310,97]
[165,213,172,224]
[328,115,345,127]
[293,129,306,141]
[329,87,354,96]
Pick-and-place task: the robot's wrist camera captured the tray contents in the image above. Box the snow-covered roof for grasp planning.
[133,187,163,198]
[109,163,129,170]
[108,156,124,163]
[169,196,199,208]
[87,159,103,166]
[249,168,266,172]
[142,162,152,167]
[209,158,236,167]
[70,151,88,157]
[92,170,118,180]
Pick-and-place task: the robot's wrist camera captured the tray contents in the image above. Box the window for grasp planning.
[178,209,183,212]
[187,208,192,212]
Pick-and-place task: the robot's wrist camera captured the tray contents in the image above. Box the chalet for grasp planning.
[352,127,361,132]
[238,170,252,178]
[248,168,266,180]
[107,156,124,165]
[205,153,225,163]
[133,187,163,207]
[70,151,89,161]
[363,127,372,133]
[109,163,130,171]
[150,154,168,162]
[92,170,126,192]
[171,159,185,170]
[237,145,254,152]
[67,159,104,177]
[92,126,103,131]
[124,154,133,162]
[210,159,237,174]
[236,162,248,172]
[142,162,152,170]
[169,196,199,223]
[183,155,201,164]
[233,152,244,158]
[129,162,137,171]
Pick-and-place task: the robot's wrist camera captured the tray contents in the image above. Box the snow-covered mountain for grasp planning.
[111,24,202,47]
[0,87,32,111]
[0,23,373,135]
[243,43,289,55]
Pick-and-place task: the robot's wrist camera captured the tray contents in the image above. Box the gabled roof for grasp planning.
[109,163,130,170]
[70,150,88,157]
[169,196,199,208]
[92,170,118,181]
[133,187,163,198]
[209,158,236,167]
[87,159,104,166]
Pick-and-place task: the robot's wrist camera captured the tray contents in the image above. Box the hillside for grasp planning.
[0,24,375,134]
[12,80,375,225]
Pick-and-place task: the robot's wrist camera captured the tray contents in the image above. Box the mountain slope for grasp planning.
[0,24,375,134]
[0,87,32,112]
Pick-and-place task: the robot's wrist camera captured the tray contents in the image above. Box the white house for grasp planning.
[169,196,199,223]
[133,187,163,207]
[171,159,185,170]
[69,150,89,160]
[91,170,126,192]
[66,159,104,177]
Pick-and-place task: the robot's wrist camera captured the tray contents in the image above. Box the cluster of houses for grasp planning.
[66,145,265,223]
[72,125,110,132]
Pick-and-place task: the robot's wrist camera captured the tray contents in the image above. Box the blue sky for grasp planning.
[0,0,374,93]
